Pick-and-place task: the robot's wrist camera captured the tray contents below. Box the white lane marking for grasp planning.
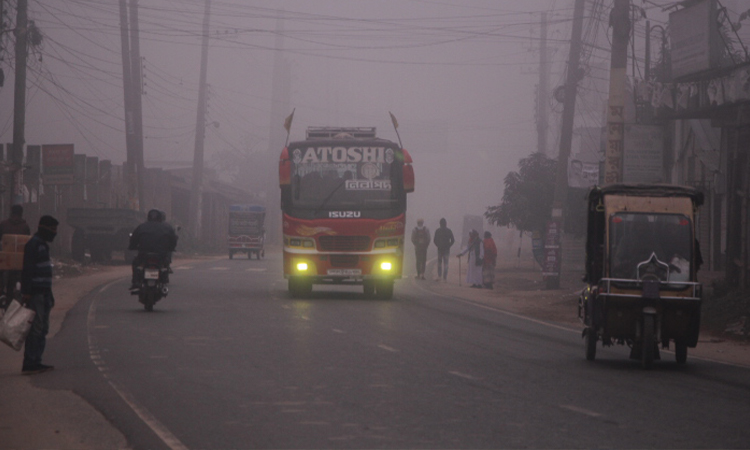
[246,268,267,272]
[98,279,121,294]
[449,371,479,380]
[560,404,602,417]
[411,280,578,334]
[332,329,345,334]
[175,266,193,270]
[209,267,230,271]
[87,295,188,450]
[377,344,399,353]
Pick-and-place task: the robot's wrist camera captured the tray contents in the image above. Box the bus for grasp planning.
[278,126,414,299]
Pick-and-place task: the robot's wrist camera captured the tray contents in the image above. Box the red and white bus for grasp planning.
[278,127,414,298]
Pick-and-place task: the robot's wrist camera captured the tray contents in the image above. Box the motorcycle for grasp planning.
[131,252,169,311]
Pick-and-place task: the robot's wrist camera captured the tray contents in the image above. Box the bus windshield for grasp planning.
[288,144,403,213]
[609,213,693,281]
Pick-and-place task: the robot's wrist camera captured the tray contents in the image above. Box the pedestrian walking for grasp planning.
[411,218,430,279]
[433,218,455,281]
[457,229,484,288]
[0,204,31,307]
[20,215,59,375]
[482,231,498,289]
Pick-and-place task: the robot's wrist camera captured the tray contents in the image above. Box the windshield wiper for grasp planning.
[313,179,347,215]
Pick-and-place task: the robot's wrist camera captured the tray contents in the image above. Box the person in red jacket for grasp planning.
[482,231,498,289]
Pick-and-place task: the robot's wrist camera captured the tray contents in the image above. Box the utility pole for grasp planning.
[10,0,28,207]
[119,0,138,210]
[128,0,145,210]
[545,0,586,289]
[189,0,211,241]
[603,0,630,185]
[537,12,550,155]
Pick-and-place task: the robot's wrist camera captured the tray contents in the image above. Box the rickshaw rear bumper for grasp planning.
[582,279,702,348]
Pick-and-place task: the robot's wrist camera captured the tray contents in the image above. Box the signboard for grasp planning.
[623,125,663,183]
[670,0,720,79]
[542,219,562,277]
[568,159,600,188]
[42,144,75,185]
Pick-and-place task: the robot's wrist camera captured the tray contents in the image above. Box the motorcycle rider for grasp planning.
[129,209,178,290]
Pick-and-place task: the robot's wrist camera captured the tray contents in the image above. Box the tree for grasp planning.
[485,152,556,234]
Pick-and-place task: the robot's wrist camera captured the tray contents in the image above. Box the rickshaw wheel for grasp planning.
[585,328,597,361]
[641,315,655,369]
[675,341,688,364]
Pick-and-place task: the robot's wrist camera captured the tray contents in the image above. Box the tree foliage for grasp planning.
[485,152,557,234]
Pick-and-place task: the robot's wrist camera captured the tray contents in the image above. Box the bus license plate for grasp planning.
[327,269,361,276]
[144,269,160,280]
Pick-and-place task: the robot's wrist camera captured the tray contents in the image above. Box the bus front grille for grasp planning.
[318,236,370,252]
[330,254,359,267]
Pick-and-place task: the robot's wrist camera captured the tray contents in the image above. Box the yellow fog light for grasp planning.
[380,261,392,271]
[296,262,309,272]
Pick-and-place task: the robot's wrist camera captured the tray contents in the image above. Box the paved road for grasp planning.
[18,253,750,448]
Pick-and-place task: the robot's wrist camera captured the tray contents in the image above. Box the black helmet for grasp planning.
[147,209,161,222]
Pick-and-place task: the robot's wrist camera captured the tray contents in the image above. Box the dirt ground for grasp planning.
[446,258,750,367]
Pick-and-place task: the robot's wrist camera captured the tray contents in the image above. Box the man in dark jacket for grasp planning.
[129,209,178,290]
[0,204,32,305]
[20,215,58,375]
[433,218,455,281]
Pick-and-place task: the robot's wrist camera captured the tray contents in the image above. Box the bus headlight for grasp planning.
[380,261,392,271]
[296,262,309,272]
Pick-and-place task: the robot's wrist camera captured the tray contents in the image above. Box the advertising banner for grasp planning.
[42,144,75,185]
[623,125,664,183]
[670,0,719,79]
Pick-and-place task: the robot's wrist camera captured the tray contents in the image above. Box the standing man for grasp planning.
[433,218,455,281]
[0,204,31,306]
[20,215,59,375]
[410,218,430,280]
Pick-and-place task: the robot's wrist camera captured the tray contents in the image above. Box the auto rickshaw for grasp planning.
[578,184,704,368]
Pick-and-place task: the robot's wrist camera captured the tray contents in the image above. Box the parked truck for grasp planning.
[67,208,145,263]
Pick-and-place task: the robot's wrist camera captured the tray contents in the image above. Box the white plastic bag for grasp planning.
[0,299,36,351]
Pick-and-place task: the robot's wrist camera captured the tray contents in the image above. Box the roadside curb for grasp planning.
[0,256,217,450]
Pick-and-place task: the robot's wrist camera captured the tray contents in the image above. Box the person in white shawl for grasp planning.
[457,229,484,288]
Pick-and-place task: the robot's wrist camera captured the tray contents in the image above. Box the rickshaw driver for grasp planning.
[611,218,666,279]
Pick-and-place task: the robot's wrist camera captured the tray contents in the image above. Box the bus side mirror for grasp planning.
[279,147,291,187]
[402,164,414,193]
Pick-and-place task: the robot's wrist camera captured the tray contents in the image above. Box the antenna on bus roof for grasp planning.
[283,108,295,147]
[389,111,403,148]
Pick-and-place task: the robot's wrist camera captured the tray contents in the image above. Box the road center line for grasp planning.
[377,344,399,352]
[560,404,602,417]
[449,371,479,380]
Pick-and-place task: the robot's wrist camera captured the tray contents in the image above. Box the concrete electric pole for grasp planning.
[537,12,550,156]
[603,0,631,185]
[119,0,145,211]
[544,0,586,289]
[10,0,28,207]
[189,0,211,241]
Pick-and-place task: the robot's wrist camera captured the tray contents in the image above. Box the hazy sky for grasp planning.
[1,0,746,239]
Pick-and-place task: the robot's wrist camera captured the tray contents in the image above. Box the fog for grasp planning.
[1,0,710,254]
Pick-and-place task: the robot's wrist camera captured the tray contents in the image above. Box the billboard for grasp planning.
[670,0,720,79]
[42,144,75,185]
[623,125,664,183]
